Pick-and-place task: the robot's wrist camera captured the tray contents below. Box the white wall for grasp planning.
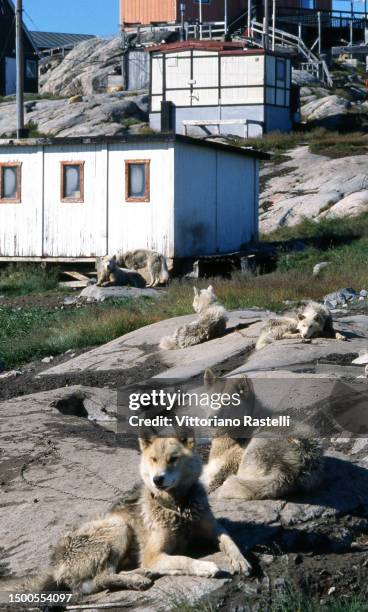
[0,145,43,256]
[174,143,257,257]
[107,142,175,257]
[43,144,107,257]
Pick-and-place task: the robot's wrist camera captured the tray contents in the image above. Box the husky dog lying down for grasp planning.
[117,249,170,287]
[201,370,324,501]
[35,436,250,595]
[160,285,228,350]
[256,301,345,350]
[96,255,146,288]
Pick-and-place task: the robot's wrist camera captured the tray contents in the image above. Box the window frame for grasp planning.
[60,161,85,203]
[0,162,22,204]
[276,58,286,83]
[125,159,151,203]
[26,59,37,80]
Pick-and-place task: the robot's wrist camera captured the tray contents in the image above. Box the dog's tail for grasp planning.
[159,334,178,350]
[158,255,170,285]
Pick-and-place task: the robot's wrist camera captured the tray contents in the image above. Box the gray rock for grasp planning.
[324,288,358,308]
[313,262,330,276]
[260,146,368,232]
[301,95,349,122]
[0,92,149,138]
[79,284,161,302]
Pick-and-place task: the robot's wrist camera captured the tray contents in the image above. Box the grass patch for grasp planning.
[272,585,368,612]
[230,128,368,161]
[0,264,60,295]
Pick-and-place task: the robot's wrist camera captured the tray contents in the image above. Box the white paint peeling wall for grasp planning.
[0,141,176,259]
[0,146,43,257]
[0,140,258,259]
[107,142,175,258]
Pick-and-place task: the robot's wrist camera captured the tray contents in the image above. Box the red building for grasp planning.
[120,0,332,27]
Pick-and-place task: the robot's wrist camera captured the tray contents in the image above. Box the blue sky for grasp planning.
[23,0,119,37]
[22,0,366,37]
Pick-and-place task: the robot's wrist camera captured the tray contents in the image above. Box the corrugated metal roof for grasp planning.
[29,31,96,50]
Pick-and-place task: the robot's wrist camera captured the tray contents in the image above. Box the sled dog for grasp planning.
[35,436,250,595]
[160,286,228,350]
[96,255,146,288]
[256,301,345,350]
[117,250,169,287]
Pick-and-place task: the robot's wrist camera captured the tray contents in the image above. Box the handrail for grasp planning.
[249,20,333,86]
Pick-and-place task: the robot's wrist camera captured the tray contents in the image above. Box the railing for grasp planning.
[248,20,333,86]
[126,21,226,43]
[277,7,366,29]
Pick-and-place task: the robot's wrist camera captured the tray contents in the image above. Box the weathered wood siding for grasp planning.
[0,139,258,259]
[107,142,175,257]
[173,142,258,257]
[0,146,43,256]
[43,144,108,257]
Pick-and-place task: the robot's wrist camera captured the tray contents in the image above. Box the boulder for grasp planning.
[0,92,149,138]
[260,146,368,232]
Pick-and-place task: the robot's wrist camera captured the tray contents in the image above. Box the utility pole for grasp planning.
[264,0,269,49]
[199,0,203,39]
[15,0,25,138]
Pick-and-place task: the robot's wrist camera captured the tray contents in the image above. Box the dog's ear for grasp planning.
[178,435,195,450]
[297,313,305,321]
[204,368,216,388]
[193,287,199,297]
[138,435,156,451]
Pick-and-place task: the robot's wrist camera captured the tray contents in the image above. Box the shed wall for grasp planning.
[173,142,258,257]
[107,143,175,257]
[0,146,43,257]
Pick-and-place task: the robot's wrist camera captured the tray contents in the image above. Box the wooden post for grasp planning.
[248,0,252,30]
[15,0,25,137]
[317,11,322,55]
[224,0,228,35]
[272,0,276,51]
[350,1,354,47]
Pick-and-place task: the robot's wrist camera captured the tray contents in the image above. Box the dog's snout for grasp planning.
[153,474,165,489]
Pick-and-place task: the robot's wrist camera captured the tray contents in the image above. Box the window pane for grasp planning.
[129,164,146,198]
[64,165,80,198]
[26,60,37,80]
[3,167,17,199]
[276,60,285,81]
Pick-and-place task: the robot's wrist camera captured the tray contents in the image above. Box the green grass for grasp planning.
[272,586,368,612]
[0,264,60,295]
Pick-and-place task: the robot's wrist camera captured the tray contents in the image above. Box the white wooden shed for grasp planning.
[149,41,295,138]
[0,134,267,261]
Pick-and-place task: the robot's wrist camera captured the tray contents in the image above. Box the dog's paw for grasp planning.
[335,332,346,341]
[127,574,153,591]
[229,554,252,576]
[194,561,220,578]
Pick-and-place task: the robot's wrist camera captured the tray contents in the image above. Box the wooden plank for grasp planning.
[0,257,96,262]
[63,270,90,282]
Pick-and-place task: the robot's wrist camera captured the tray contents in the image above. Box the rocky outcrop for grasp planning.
[0,92,149,138]
[39,37,124,97]
[260,146,368,232]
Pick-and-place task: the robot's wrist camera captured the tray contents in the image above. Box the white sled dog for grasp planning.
[201,370,324,500]
[160,285,228,350]
[96,255,146,288]
[35,436,250,595]
[256,301,345,350]
[117,249,169,287]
